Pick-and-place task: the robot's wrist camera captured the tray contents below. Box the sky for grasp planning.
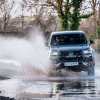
[10,0,31,17]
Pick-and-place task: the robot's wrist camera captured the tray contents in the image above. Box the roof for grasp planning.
[51,31,85,35]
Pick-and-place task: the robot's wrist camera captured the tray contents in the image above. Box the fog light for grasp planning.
[83,62,88,66]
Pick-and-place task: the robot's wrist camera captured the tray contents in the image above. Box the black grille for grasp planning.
[60,50,82,57]
[59,50,82,62]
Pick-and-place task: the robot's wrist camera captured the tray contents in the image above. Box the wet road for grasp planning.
[0,53,100,100]
[0,78,98,100]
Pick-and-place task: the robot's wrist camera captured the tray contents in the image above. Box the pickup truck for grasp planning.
[49,31,95,76]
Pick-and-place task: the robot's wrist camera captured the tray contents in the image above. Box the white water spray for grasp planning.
[0,29,51,79]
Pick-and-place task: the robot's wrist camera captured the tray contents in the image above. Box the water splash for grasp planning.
[0,29,51,79]
[0,27,52,98]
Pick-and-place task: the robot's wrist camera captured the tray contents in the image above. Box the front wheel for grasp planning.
[87,63,95,76]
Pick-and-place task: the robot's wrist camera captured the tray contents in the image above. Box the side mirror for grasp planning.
[90,39,95,45]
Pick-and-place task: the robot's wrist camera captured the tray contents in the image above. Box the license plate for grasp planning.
[64,62,78,66]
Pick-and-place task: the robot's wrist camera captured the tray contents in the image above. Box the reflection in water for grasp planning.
[52,79,96,97]
[0,77,99,100]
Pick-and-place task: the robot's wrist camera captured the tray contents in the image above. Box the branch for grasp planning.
[47,0,57,9]
[79,13,93,19]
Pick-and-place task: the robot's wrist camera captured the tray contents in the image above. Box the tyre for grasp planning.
[87,63,95,76]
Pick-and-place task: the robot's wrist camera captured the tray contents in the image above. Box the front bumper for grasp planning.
[51,55,95,71]
[53,62,89,71]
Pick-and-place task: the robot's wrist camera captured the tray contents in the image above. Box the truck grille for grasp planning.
[59,50,82,62]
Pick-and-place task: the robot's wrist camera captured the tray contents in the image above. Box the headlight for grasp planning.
[51,51,59,56]
[50,51,59,60]
[83,49,92,54]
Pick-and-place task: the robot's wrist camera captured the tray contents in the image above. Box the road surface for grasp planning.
[0,53,100,100]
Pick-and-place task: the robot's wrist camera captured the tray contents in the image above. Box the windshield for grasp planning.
[50,33,88,46]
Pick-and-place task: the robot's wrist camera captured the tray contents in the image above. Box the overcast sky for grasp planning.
[10,0,31,17]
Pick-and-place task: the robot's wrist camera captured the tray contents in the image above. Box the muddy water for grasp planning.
[0,53,100,100]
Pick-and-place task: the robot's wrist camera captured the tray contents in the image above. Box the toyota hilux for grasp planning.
[49,31,95,76]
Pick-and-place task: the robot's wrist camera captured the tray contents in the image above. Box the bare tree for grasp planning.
[97,1,100,26]
[20,2,25,31]
[22,0,57,34]
[87,0,100,50]
[90,0,97,33]
[0,0,15,31]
